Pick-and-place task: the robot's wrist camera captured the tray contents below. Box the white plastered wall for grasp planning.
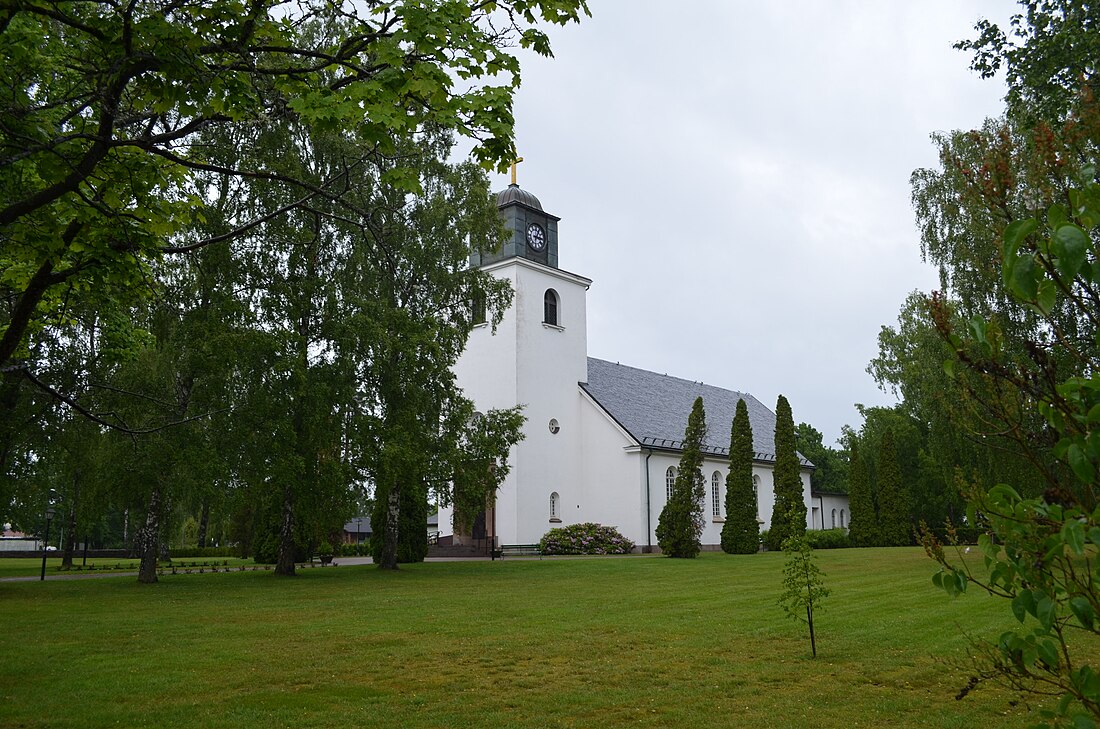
[636,456,818,549]
[812,492,851,530]
[572,390,644,541]
[445,258,591,545]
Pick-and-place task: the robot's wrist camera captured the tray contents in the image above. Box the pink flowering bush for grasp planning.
[539,523,634,555]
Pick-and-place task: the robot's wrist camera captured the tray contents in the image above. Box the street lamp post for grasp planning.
[40,506,57,582]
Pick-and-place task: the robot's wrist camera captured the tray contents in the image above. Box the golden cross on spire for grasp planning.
[510,157,524,185]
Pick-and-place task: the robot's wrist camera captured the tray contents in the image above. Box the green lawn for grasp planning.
[0,548,1043,728]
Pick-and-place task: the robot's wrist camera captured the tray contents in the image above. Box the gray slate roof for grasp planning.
[343,517,372,534]
[343,513,438,534]
[581,358,813,468]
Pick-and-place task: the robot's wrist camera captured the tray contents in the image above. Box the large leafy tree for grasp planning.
[335,134,522,571]
[925,173,1100,726]
[0,0,590,419]
[794,422,848,494]
[107,275,247,581]
[870,295,1037,518]
[956,0,1100,127]
[656,396,707,558]
[0,0,586,567]
[840,404,959,538]
[900,8,1093,501]
[766,395,805,551]
[210,122,522,574]
[721,398,758,554]
[6,119,528,579]
[901,2,1100,724]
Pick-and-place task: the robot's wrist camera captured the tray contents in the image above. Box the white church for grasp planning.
[437,181,848,552]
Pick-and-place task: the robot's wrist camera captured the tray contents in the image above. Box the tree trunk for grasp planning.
[0,369,24,477]
[60,472,79,569]
[274,216,318,578]
[275,484,296,576]
[807,604,817,658]
[378,482,400,570]
[197,499,210,548]
[137,488,161,584]
[0,260,56,369]
[0,220,84,369]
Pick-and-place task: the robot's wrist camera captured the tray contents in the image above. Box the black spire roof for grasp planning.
[495,183,543,211]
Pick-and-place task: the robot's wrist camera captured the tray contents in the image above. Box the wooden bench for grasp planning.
[491,544,542,560]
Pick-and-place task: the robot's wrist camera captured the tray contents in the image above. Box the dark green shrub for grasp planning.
[805,528,850,549]
[765,525,788,552]
[252,528,279,564]
[539,523,634,555]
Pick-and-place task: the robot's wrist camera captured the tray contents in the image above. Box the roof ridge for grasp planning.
[584,358,814,469]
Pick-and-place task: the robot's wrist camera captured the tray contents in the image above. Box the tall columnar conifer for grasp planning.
[721,398,759,554]
[846,440,878,546]
[875,428,910,546]
[767,395,806,551]
[656,397,707,558]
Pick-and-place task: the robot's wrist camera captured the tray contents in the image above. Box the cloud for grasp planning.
[479,0,1013,444]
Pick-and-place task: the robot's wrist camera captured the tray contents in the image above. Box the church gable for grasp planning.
[581,358,813,468]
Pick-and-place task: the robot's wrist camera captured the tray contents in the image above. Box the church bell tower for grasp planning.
[448,168,592,546]
[471,164,560,269]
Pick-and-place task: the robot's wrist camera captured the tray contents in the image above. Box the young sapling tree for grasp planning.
[778,533,830,657]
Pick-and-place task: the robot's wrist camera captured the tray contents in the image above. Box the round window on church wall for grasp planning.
[548,418,560,434]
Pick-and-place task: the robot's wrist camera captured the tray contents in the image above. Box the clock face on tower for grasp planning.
[526,223,546,252]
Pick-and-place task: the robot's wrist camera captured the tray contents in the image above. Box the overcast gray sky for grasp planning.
[484,1,1015,447]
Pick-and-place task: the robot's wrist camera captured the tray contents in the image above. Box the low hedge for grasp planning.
[805,528,850,549]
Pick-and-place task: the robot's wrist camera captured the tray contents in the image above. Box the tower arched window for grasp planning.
[840,509,846,528]
[665,467,676,502]
[711,471,722,518]
[549,492,560,521]
[831,508,837,529]
[543,289,559,326]
[471,292,486,325]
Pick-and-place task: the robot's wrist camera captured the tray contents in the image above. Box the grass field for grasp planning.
[0,548,1044,728]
